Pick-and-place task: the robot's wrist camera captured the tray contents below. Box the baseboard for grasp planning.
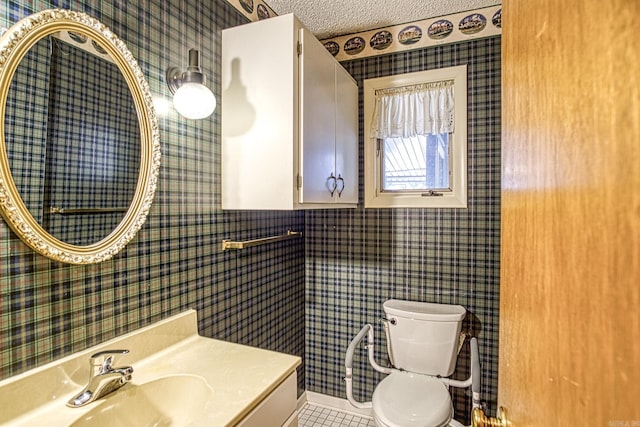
[298,391,373,419]
[296,392,308,410]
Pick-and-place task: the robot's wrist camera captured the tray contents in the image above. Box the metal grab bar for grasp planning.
[221,230,302,251]
[344,325,482,414]
[49,207,128,214]
[470,337,482,409]
[344,324,394,409]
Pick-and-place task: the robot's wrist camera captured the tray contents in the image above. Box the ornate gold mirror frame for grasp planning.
[0,9,160,264]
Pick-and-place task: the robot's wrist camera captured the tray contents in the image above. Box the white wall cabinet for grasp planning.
[222,14,358,210]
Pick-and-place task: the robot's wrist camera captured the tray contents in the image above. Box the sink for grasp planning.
[0,310,300,426]
[70,375,213,427]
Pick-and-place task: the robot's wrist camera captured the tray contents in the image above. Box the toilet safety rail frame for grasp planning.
[344,323,482,411]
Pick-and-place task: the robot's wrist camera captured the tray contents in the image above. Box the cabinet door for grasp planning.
[334,65,358,204]
[222,15,297,210]
[235,373,297,427]
[299,27,337,204]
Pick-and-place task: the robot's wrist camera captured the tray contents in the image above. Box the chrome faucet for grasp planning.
[67,349,133,408]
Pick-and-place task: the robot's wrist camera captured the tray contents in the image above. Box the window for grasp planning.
[381,134,450,191]
[363,65,467,208]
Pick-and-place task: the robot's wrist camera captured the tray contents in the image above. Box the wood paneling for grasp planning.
[500,0,640,424]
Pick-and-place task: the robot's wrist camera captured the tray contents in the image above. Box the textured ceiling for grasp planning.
[264,0,502,39]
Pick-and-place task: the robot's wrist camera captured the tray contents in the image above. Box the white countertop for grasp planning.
[0,310,301,426]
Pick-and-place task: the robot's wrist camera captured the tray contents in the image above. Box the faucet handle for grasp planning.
[90,349,130,374]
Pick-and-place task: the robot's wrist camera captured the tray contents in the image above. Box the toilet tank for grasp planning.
[383,300,466,377]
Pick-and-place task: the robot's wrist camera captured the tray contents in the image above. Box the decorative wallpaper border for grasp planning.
[322,6,501,61]
[53,30,114,63]
[225,0,277,22]
[223,1,501,62]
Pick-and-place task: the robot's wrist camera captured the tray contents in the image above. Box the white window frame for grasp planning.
[363,65,467,208]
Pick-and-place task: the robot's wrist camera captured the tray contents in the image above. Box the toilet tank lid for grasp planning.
[383,300,466,321]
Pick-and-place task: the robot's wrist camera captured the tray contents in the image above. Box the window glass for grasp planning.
[381,133,450,192]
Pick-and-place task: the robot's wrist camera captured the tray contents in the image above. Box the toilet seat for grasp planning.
[372,372,453,427]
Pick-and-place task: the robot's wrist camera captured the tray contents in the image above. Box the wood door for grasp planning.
[500,0,640,425]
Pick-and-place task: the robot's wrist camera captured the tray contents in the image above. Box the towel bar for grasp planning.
[221,230,302,251]
[49,207,128,214]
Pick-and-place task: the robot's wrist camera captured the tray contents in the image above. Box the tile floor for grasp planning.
[298,403,376,427]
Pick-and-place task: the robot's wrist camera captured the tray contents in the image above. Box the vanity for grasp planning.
[0,310,301,426]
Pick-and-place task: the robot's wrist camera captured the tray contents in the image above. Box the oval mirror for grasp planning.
[0,9,160,264]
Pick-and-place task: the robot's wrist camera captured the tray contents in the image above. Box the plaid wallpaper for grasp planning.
[0,0,305,395]
[304,36,502,423]
[4,40,50,223]
[44,38,140,245]
[0,1,501,421]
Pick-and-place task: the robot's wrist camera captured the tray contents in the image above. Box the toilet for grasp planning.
[372,299,467,427]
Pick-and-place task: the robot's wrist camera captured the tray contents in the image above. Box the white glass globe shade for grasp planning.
[173,82,216,119]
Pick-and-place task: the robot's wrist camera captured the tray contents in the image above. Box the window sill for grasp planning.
[364,191,467,208]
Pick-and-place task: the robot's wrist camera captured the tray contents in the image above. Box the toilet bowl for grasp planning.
[372,372,453,427]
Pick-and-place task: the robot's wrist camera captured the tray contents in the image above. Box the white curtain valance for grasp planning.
[370,80,455,139]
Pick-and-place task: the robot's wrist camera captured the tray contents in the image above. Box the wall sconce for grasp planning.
[166,49,216,119]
